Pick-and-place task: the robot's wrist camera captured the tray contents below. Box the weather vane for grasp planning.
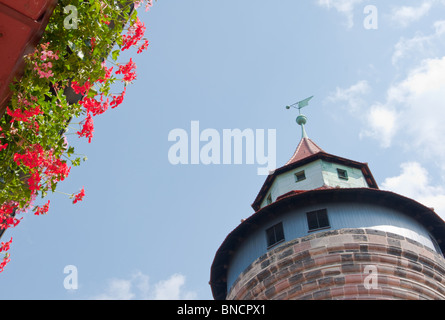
[285,95,313,139]
[285,95,314,114]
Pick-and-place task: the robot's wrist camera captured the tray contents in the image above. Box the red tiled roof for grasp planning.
[285,137,324,165]
[275,185,334,202]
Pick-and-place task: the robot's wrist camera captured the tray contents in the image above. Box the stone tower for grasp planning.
[210,109,445,300]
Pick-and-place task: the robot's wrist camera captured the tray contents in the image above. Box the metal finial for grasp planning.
[296,114,308,138]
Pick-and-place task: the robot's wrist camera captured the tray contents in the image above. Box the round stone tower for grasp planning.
[210,108,445,300]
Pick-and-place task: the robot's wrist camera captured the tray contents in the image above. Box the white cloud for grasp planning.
[330,54,445,161]
[390,1,433,28]
[327,80,398,147]
[360,104,398,148]
[327,80,399,148]
[435,20,445,34]
[385,57,445,159]
[316,0,364,28]
[381,162,445,219]
[327,80,371,113]
[93,279,135,300]
[392,20,445,65]
[348,56,445,166]
[153,273,197,300]
[92,272,197,300]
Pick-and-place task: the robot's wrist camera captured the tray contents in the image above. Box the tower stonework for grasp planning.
[226,226,445,300]
[210,113,445,300]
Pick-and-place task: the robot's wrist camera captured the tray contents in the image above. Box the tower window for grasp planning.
[306,209,330,231]
[266,222,285,248]
[337,168,348,180]
[295,170,306,182]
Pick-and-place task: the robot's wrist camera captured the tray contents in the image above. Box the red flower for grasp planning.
[137,40,149,54]
[0,254,11,273]
[101,14,111,25]
[72,187,85,204]
[6,105,43,123]
[13,144,45,168]
[71,80,92,96]
[0,238,12,253]
[110,87,127,109]
[77,113,94,143]
[13,144,71,192]
[34,200,50,216]
[0,203,20,232]
[79,94,109,116]
[121,17,146,51]
[45,158,71,182]
[98,63,114,84]
[27,172,41,193]
[90,37,96,51]
[115,58,137,83]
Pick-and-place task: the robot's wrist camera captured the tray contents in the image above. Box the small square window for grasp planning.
[295,170,306,182]
[337,168,348,180]
[306,209,330,231]
[266,222,285,248]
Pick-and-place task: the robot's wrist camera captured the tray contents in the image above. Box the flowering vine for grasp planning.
[0,0,154,272]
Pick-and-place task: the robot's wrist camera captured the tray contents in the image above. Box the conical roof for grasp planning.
[285,137,324,165]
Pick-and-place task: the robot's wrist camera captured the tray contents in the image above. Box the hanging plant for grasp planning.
[0,0,154,273]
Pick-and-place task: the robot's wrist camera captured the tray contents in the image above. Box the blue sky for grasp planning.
[1,0,445,300]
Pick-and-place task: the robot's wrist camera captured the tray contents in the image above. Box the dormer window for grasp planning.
[337,168,348,180]
[295,170,306,182]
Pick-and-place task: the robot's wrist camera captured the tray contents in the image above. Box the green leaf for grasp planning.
[72,158,81,167]
[67,146,75,157]
[112,49,120,61]
[87,88,97,98]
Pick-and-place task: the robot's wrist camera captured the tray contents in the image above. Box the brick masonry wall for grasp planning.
[227,228,445,300]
